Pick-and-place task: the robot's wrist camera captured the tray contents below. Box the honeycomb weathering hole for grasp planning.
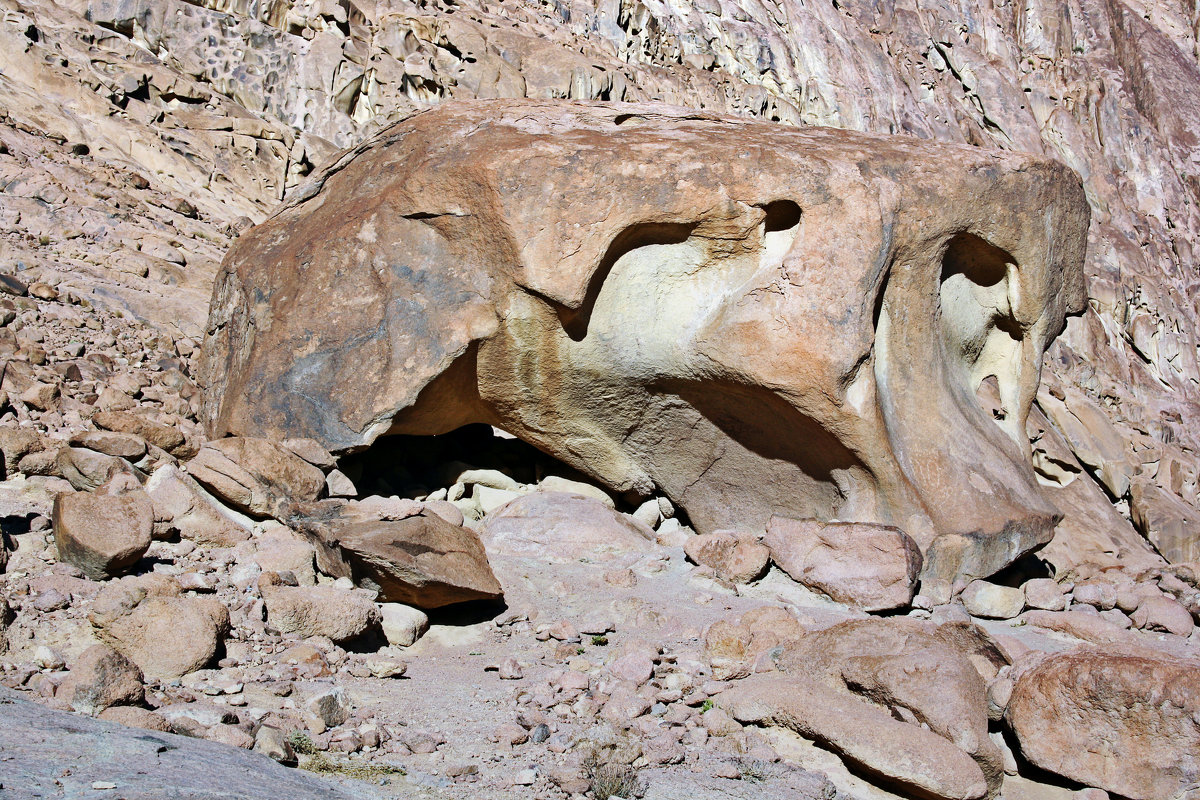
[938,232,1025,443]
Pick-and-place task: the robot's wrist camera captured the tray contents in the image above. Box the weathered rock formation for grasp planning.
[203,99,1087,583]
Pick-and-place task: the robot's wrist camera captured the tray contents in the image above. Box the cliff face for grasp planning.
[2,0,1198,567]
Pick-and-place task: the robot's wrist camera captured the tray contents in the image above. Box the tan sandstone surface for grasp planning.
[0,0,1199,799]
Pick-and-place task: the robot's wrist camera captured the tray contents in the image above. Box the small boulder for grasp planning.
[262,579,380,643]
[764,517,922,611]
[1006,649,1200,799]
[1022,578,1067,611]
[90,580,229,680]
[53,491,153,580]
[92,410,186,455]
[961,580,1025,619]
[684,530,769,583]
[57,644,144,715]
[336,512,502,608]
[69,431,147,461]
[380,603,429,647]
[1130,594,1194,636]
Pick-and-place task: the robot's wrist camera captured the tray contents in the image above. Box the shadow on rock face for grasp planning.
[200,99,1091,586]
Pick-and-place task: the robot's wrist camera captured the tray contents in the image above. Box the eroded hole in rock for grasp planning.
[759,199,802,267]
[337,423,655,519]
[559,221,697,341]
[939,232,1024,442]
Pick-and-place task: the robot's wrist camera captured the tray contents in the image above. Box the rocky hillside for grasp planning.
[1,1,1199,799]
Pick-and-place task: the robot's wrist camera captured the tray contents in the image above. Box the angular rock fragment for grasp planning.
[1006,650,1200,800]
[764,517,922,611]
[683,530,769,583]
[186,436,324,518]
[145,463,252,546]
[53,490,153,580]
[718,617,1003,800]
[57,643,144,715]
[336,512,502,608]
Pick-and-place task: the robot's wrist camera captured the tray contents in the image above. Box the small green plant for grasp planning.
[286,730,316,756]
[576,646,587,655]
[591,635,609,646]
[299,752,406,782]
[735,758,771,784]
[584,751,644,800]
[700,699,715,713]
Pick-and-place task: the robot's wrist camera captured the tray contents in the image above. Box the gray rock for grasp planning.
[0,686,377,798]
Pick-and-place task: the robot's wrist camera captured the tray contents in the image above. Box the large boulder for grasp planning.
[56,644,144,715]
[200,100,1089,585]
[335,512,502,609]
[1006,650,1200,800]
[53,490,153,580]
[763,517,921,611]
[718,617,1005,800]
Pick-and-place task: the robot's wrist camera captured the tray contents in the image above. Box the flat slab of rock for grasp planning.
[1006,649,1200,800]
[764,517,922,611]
[335,512,502,609]
[0,686,378,799]
[53,490,153,580]
[481,492,654,563]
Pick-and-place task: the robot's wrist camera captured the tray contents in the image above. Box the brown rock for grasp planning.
[683,530,769,583]
[336,512,502,608]
[1130,594,1194,636]
[20,381,59,411]
[53,490,153,580]
[201,100,1088,586]
[90,589,229,681]
[69,431,147,460]
[55,447,137,492]
[719,617,1002,799]
[262,581,379,643]
[764,517,922,611]
[92,411,186,455]
[144,463,252,546]
[186,437,324,518]
[57,644,144,715]
[1006,650,1200,800]
[481,492,653,563]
